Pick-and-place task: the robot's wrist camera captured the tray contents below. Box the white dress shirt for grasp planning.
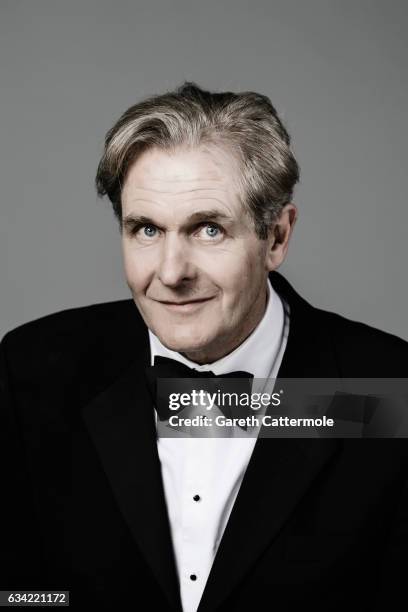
[149,279,290,612]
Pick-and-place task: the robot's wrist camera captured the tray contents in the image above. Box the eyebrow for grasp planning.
[122,210,234,231]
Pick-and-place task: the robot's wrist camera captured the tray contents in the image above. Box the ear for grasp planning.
[265,203,298,272]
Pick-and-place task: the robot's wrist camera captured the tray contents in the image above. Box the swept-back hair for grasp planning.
[95,82,300,239]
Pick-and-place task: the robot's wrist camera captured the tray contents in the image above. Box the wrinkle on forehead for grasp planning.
[127,195,233,209]
[125,175,232,199]
[129,185,230,193]
[125,197,237,223]
[122,143,243,205]
[122,147,242,215]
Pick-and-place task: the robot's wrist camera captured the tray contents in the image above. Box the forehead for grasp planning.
[122,144,242,209]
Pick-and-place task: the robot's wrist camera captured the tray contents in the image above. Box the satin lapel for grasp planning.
[197,272,342,612]
[197,437,340,612]
[81,360,182,611]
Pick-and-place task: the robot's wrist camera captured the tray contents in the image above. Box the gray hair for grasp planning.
[95,82,300,239]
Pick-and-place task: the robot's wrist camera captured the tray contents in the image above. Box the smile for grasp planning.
[157,297,214,312]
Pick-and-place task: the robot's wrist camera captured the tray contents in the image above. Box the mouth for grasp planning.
[156,297,214,312]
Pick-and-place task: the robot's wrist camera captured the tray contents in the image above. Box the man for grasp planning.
[1,82,408,611]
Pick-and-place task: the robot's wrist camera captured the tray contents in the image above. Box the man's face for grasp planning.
[121,144,274,364]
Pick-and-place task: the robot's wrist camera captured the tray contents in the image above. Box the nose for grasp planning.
[157,232,194,287]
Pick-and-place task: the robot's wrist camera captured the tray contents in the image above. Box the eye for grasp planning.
[198,223,224,241]
[127,223,161,242]
[143,224,157,237]
[205,224,220,237]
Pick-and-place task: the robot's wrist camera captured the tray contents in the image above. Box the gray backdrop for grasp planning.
[1,0,407,340]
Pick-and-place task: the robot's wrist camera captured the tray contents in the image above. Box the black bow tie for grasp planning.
[145,355,254,425]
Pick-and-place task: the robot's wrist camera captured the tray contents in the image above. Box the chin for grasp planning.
[157,328,214,355]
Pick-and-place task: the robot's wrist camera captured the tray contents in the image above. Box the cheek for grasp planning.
[122,244,153,291]
[202,253,256,312]
[203,260,237,304]
[122,239,158,289]
[227,251,265,304]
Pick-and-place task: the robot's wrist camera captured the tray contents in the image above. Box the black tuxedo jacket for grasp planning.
[1,272,408,611]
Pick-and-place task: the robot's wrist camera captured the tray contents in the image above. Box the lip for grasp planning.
[157,297,214,312]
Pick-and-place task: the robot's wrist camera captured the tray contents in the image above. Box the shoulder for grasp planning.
[1,299,146,376]
[2,299,141,346]
[272,272,408,371]
[314,306,408,377]
[273,272,408,376]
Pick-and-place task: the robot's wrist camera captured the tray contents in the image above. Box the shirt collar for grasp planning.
[148,277,284,379]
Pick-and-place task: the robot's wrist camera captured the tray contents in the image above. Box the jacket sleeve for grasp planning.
[0,334,45,589]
